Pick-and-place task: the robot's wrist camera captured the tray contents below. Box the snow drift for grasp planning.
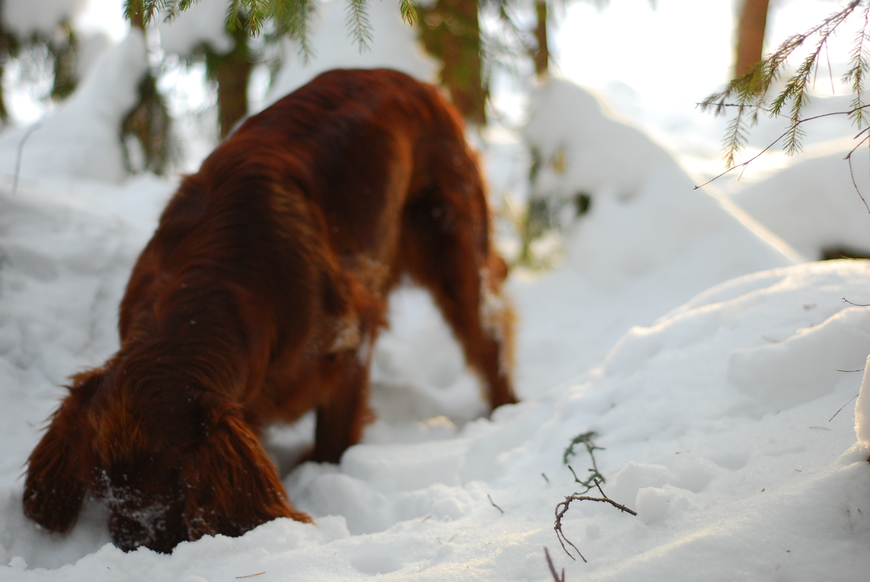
[0,31,147,185]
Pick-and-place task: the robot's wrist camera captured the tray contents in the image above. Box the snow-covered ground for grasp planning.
[3,1,870,580]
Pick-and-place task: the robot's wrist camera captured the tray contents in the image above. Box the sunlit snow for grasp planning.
[2,1,870,581]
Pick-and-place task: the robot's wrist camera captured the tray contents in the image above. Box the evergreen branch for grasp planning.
[844,4,870,127]
[167,0,195,21]
[251,0,275,35]
[702,0,865,165]
[782,118,807,156]
[399,0,418,26]
[562,431,603,466]
[122,0,141,23]
[264,0,316,60]
[694,104,870,189]
[722,105,750,168]
[344,0,373,52]
[562,431,605,493]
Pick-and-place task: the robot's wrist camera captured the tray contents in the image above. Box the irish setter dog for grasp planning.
[22,69,516,553]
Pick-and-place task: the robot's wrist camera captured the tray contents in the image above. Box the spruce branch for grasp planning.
[694,104,870,190]
[399,0,418,25]
[344,0,374,51]
[700,0,866,167]
[125,0,390,56]
[562,431,605,492]
[844,4,870,127]
[264,0,316,60]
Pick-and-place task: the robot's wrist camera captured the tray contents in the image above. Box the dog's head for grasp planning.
[23,363,309,552]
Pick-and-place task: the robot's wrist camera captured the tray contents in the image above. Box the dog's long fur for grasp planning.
[22,68,516,553]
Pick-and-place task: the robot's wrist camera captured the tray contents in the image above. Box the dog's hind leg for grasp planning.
[398,176,517,412]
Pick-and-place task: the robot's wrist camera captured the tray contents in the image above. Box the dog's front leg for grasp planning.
[311,347,375,464]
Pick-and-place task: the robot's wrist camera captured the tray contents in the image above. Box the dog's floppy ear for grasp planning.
[182,405,312,541]
[22,371,101,533]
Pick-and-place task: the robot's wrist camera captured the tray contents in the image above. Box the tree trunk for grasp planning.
[532,0,549,79]
[208,27,253,139]
[0,35,9,123]
[121,11,174,175]
[734,0,770,77]
[418,0,487,126]
[0,0,15,123]
[50,22,78,102]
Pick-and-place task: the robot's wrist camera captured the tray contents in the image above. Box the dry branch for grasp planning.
[553,479,637,562]
[544,547,566,582]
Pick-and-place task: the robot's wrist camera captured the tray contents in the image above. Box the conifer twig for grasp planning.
[693,105,870,190]
[344,0,373,51]
[563,432,606,492]
[125,0,383,58]
[488,493,505,514]
[700,0,867,167]
[399,0,418,25]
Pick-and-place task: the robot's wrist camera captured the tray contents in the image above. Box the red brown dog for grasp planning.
[22,68,516,553]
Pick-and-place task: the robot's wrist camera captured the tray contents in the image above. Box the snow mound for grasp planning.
[524,77,803,279]
[0,31,147,185]
[9,255,868,580]
[493,78,805,394]
[731,148,870,260]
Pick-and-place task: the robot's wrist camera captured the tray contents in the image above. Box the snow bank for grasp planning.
[3,187,869,580]
[0,31,147,185]
[731,148,870,260]
[501,78,804,393]
[524,77,802,278]
[265,0,437,106]
[1,0,86,37]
